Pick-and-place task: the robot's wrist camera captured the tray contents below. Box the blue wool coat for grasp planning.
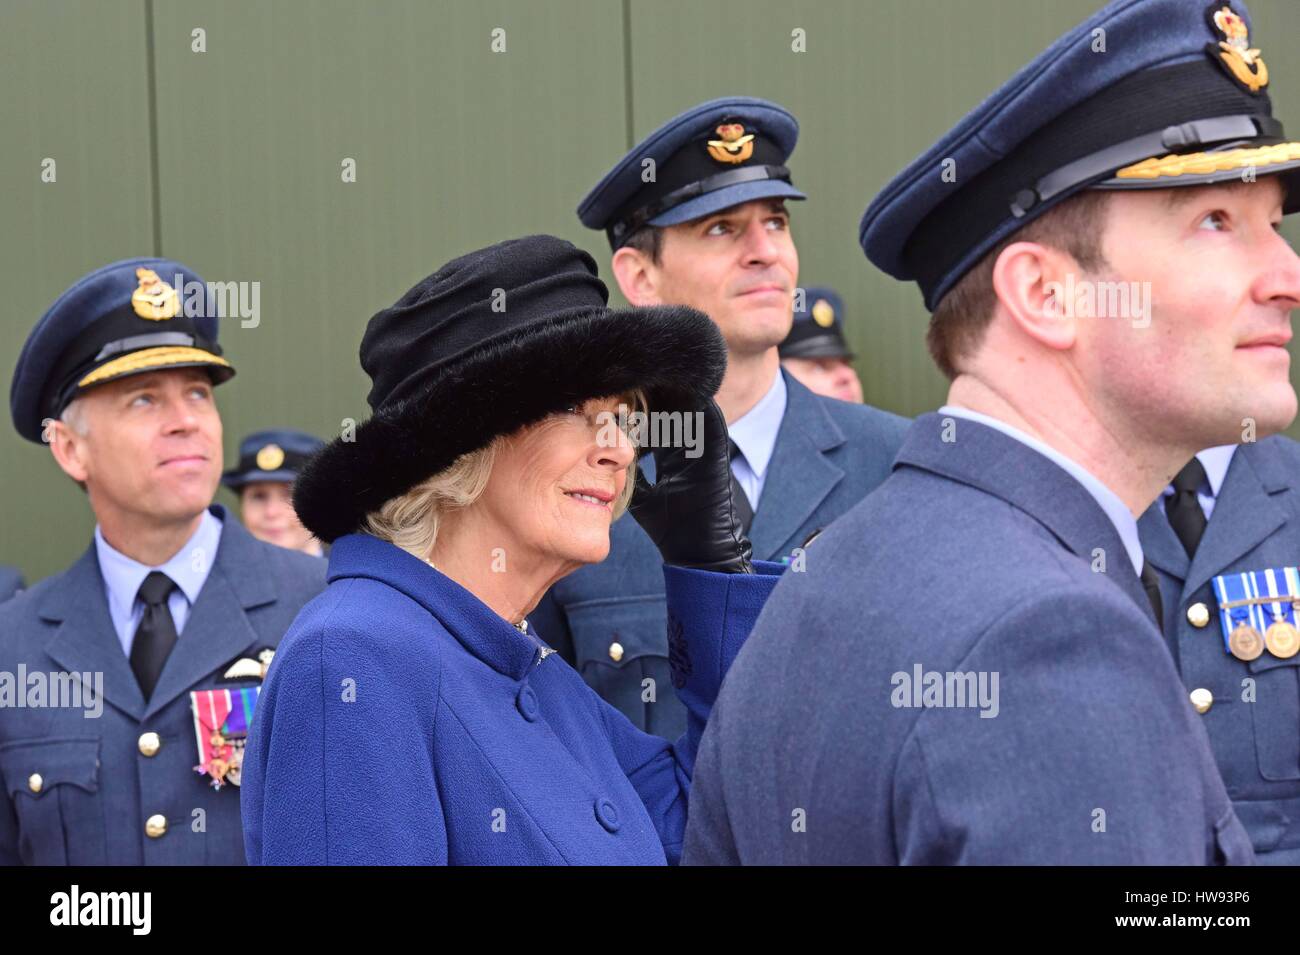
[241,533,780,865]
[1139,437,1300,864]
[685,414,1253,865]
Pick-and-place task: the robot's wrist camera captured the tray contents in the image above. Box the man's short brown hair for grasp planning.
[621,225,664,264]
[927,190,1111,379]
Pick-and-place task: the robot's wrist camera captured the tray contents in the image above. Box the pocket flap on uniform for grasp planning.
[0,737,100,798]
[1248,651,1300,674]
[567,595,666,669]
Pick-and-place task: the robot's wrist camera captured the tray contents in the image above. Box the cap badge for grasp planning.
[706,123,755,165]
[130,267,181,321]
[811,299,835,327]
[1208,4,1268,93]
[256,443,285,471]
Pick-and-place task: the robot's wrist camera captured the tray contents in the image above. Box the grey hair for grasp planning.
[58,397,90,437]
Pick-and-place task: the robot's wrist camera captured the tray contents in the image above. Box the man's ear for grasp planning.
[611,246,662,306]
[990,241,1079,352]
[47,419,91,485]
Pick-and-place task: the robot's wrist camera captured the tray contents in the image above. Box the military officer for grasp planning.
[779,286,864,404]
[686,0,1300,864]
[530,97,909,739]
[1140,438,1300,864]
[0,258,325,865]
[222,428,326,556]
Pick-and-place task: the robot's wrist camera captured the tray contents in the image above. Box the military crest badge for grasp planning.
[1207,3,1268,93]
[706,123,755,164]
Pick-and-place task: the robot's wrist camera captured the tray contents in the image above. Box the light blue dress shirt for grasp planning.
[94,508,223,657]
[1160,444,1236,521]
[728,369,787,512]
[940,405,1145,576]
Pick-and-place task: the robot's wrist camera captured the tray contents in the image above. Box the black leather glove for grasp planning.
[628,397,753,574]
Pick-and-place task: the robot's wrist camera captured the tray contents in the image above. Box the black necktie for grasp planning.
[727,439,755,536]
[130,571,179,700]
[1165,457,1209,558]
[1140,559,1164,626]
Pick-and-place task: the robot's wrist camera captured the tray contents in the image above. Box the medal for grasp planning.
[1266,619,1300,658]
[1212,568,1300,663]
[1262,568,1300,659]
[190,686,260,789]
[1229,622,1264,661]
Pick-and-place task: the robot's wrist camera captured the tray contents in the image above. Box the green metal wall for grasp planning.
[4,0,1300,581]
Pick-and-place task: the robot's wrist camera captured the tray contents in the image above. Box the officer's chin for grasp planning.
[1248,383,1300,440]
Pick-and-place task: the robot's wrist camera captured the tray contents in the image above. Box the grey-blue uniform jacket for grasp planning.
[684,414,1252,864]
[0,505,325,864]
[531,372,909,739]
[0,567,24,603]
[1139,437,1300,864]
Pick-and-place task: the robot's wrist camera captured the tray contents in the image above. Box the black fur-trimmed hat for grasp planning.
[294,234,726,542]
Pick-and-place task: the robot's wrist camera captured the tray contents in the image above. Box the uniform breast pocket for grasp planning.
[1247,655,1300,781]
[567,595,685,738]
[0,737,104,865]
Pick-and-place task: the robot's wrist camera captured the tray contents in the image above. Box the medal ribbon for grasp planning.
[1261,568,1299,628]
[1212,567,1300,655]
[190,689,234,782]
[1212,571,1250,654]
[221,686,260,737]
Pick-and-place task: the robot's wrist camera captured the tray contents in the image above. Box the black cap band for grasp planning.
[903,57,1277,309]
[1010,113,1282,217]
[608,163,792,247]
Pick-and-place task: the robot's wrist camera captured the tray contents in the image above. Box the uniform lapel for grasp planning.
[1184,442,1288,599]
[896,413,1151,616]
[41,545,147,721]
[1137,498,1191,582]
[747,373,846,560]
[143,512,277,719]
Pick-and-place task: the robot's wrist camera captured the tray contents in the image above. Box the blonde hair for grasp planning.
[365,391,645,562]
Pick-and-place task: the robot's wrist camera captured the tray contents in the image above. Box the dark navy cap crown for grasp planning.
[222,428,325,489]
[579,96,806,249]
[861,0,1300,311]
[11,257,234,443]
[781,286,854,361]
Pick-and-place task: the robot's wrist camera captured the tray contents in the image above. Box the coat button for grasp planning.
[27,773,42,794]
[594,797,620,833]
[138,732,161,757]
[516,684,539,722]
[1190,688,1214,714]
[608,641,624,662]
[145,814,168,838]
[1186,603,1210,628]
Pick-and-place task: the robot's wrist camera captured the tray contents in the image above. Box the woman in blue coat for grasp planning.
[240,235,781,864]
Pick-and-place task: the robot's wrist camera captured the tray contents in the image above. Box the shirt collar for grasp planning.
[95,508,223,614]
[1195,445,1236,497]
[939,405,1145,575]
[727,369,787,477]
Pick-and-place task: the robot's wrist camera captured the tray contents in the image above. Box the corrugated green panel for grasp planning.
[148,0,627,525]
[5,0,1300,583]
[628,0,1300,428]
[0,0,154,581]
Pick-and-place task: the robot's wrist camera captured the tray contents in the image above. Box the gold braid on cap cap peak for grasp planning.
[77,346,231,388]
[1114,141,1300,180]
